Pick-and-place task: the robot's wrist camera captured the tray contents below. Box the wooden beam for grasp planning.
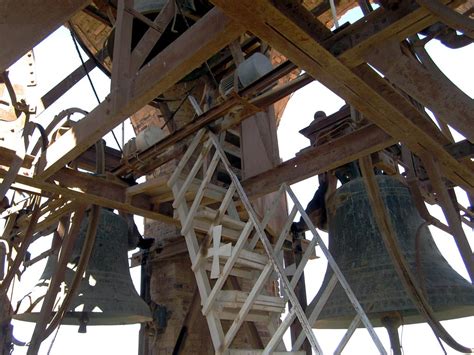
[110,0,134,111]
[37,8,243,179]
[40,58,96,110]
[113,94,258,177]
[242,125,396,199]
[335,0,459,68]
[0,0,91,72]
[129,0,175,73]
[210,0,474,194]
[0,147,175,224]
[108,2,454,179]
[366,40,474,143]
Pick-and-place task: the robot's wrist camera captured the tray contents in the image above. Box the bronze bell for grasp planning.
[313,175,474,329]
[14,209,152,328]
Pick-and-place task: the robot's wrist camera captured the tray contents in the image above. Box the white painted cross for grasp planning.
[209,225,232,279]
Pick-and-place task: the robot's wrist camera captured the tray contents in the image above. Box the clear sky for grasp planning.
[4,6,473,355]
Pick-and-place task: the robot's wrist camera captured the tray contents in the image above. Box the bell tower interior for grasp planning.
[0,0,473,354]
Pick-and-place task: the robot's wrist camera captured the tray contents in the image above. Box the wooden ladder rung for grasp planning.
[217,309,272,323]
[222,141,241,158]
[203,262,255,279]
[215,290,285,314]
[149,176,228,204]
[195,207,246,230]
[205,247,268,271]
[193,219,242,241]
[203,247,268,275]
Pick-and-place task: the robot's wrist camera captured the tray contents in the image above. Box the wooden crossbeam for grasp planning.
[0,0,90,72]
[366,40,474,143]
[129,0,175,73]
[335,0,461,68]
[108,1,461,180]
[242,124,396,199]
[421,152,474,281]
[37,8,243,179]
[0,151,175,224]
[210,0,474,194]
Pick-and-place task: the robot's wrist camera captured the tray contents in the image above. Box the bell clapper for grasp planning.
[381,312,403,355]
[78,312,89,334]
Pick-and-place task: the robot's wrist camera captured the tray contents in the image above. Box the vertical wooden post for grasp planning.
[420,152,474,282]
[110,0,134,112]
[286,231,311,355]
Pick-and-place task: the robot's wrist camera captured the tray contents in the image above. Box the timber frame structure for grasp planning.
[0,0,473,354]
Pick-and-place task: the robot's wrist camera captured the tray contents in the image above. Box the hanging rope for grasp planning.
[69,25,123,153]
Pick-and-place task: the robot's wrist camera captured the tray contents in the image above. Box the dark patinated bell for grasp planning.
[14,209,151,327]
[313,175,474,328]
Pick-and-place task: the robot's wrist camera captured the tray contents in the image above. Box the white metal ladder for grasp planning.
[167,128,387,354]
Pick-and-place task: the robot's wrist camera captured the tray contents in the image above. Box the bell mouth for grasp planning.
[313,306,474,329]
[13,312,152,326]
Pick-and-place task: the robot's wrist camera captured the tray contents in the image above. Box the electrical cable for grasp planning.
[160,86,195,130]
[69,26,123,153]
[46,322,61,355]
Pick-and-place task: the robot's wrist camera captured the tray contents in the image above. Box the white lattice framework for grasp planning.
[167,127,387,354]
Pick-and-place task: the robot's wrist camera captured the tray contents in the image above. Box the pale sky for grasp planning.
[4,6,473,355]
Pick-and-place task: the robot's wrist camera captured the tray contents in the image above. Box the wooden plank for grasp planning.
[181,151,221,235]
[242,124,395,199]
[336,1,455,68]
[334,315,361,355]
[294,275,337,349]
[192,184,239,273]
[0,0,90,72]
[172,140,213,208]
[223,263,275,351]
[125,176,168,196]
[212,0,474,194]
[110,0,134,111]
[40,58,96,110]
[264,309,297,354]
[353,64,474,191]
[227,276,265,350]
[129,0,175,73]
[38,8,243,179]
